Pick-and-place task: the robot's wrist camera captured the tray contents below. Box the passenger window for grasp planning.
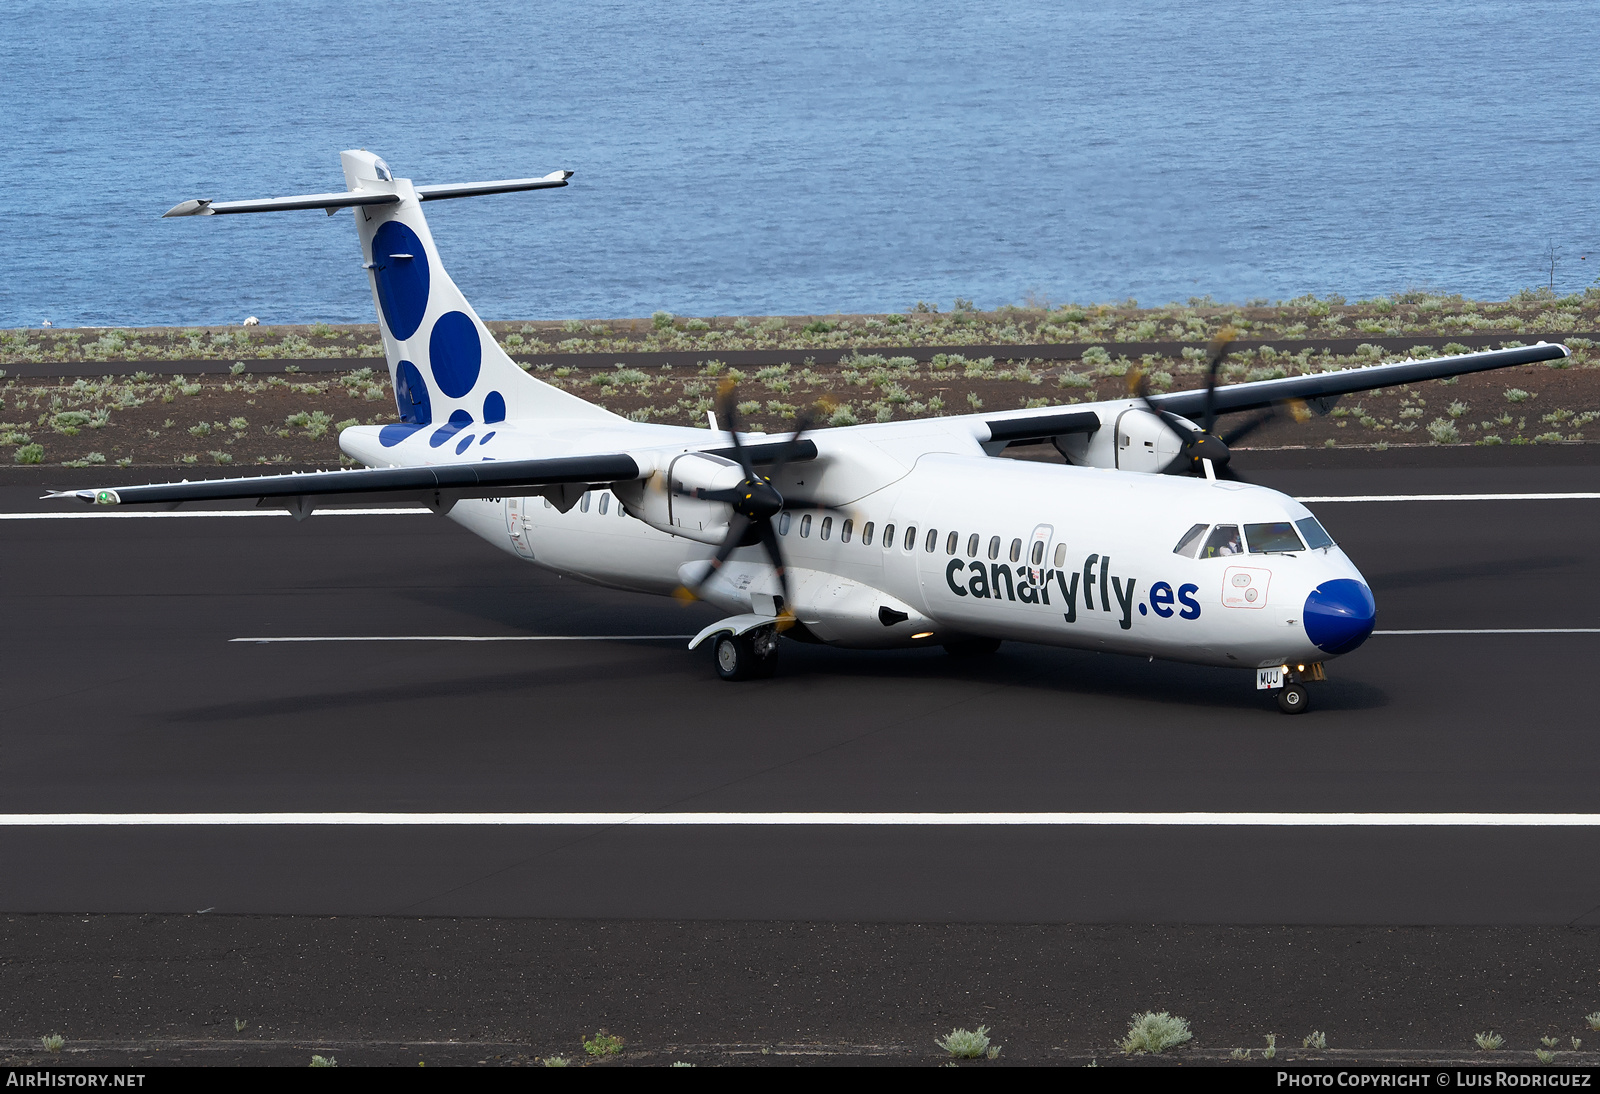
[967,533,979,558]
[1173,523,1207,558]
[904,525,917,551]
[841,519,853,543]
[1295,516,1335,550]
[946,531,958,555]
[800,514,812,537]
[925,528,938,553]
[1053,542,1068,568]
[1030,540,1044,565]
[882,524,895,548]
[988,536,1000,560]
[1200,524,1242,558]
[598,494,609,516]
[779,512,791,535]
[1009,538,1022,563]
[862,521,875,546]
[1245,521,1304,553]
[580,493,590,513]
[821,516,833,540]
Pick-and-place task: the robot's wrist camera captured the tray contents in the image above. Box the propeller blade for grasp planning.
[1218,409,1276,447]
[755,518,795,623]
[1201,327,1237,436]
[715,379,758,482]
[675,512,752,602]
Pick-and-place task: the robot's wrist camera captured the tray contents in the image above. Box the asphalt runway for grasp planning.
[2,457,1599,924]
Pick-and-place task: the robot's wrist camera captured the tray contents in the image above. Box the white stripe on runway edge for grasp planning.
[1,812,1599,827]
[2,492,1597,520]
[1375,628,1600,636]
[0,508,430,520]
[231,635,693,643]
[1297,492,1600,502]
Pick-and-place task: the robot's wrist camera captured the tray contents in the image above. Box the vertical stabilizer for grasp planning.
[338,151,619,447]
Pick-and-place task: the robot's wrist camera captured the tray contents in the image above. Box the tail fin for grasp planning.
[164,149,620,442]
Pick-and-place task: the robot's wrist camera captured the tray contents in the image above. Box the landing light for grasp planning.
[912,632,934,640]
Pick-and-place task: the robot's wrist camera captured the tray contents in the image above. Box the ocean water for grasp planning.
[2,0,1597,328]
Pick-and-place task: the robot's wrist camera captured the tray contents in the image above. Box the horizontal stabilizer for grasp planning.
[416,171,573,201]
[162,192,400,217]
[47,454,642,510]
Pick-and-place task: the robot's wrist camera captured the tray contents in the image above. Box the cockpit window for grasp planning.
[1245,522,1304,553]
[1200,524,1242,558]
[1295,515,1335,550]
[1173,523,1207,558]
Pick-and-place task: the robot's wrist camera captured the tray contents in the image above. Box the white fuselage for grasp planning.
[344,412,1367,671]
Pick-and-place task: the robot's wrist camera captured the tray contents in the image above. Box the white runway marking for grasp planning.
[1296,492,1600,502]
[1375,628,1600,635]
[2,812,1600,827]
[0,508,430,520]
[231,635,693,643]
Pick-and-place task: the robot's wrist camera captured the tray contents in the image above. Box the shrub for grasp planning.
[936,1026,999,1059]
[1303,1031,1327,1050]
[1475,1031,1504,1050]
[309,1054,337,1067]
[14,443,43,464]
[1426,419,1460,444]
[40,1035,63,1053]
[684,318,710,332]
[584,1031,624,1057]
[1504,388,1532,403]
[651,310,674,330]
[1119,1012,1192,1055]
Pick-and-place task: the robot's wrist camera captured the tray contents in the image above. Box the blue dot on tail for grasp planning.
[454,433,475,454]
[369,222,430,341]
[428,311,481,398]
[483,390,506,423]
[379,422,425,447]
[429,408,473,448]
[394,360,431,425]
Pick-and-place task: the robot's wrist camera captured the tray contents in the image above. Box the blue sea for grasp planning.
[2,0,1597,328]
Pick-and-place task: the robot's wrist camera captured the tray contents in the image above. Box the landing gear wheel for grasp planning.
[1276,682,1308,714]
[713,627,779,681]
[943,637,1002,657]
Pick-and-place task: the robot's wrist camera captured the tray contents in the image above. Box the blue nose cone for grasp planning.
[1303,579,1376,655]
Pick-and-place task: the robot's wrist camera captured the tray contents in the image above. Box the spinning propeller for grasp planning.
[1128,327,1311,481]
[674,381,836,617]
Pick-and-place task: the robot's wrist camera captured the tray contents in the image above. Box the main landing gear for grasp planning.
[713,625,779,681]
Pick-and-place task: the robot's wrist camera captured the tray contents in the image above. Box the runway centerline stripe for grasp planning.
[3,812,1600,827]
[1296,492,1600,502]
[230,635,695,643]
[1373,628,1600,635]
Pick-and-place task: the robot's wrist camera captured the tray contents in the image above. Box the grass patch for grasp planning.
[935,1026,1000,1059]
[1119,1011,1192,1055]
[1475,1031,1504,1050]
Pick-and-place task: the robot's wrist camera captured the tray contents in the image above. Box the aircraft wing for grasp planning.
[46,453,642,513]
[1148,342,1569,419]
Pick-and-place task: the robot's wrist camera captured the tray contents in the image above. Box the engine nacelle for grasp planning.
[617,450,744,546]
[1056,403,1191,471]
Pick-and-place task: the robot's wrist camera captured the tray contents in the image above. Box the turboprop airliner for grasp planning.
[52,150,1571,713]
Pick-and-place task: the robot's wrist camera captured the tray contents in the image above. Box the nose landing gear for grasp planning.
[1264,662,1323,715]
